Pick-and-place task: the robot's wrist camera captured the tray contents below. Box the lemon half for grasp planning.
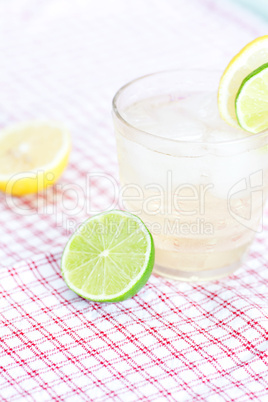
[0,122,71,196]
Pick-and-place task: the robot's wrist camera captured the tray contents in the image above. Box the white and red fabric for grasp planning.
[0,0,268,400]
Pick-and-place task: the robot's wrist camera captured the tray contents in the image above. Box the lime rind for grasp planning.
[61,210,155,302]
[235,62,268,134]
[218,35,268,129]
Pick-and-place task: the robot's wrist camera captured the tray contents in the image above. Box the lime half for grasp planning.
[235,62,268,134]
[61,210,155,302]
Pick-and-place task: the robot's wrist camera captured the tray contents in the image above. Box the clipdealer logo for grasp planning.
[4,169,265,235]
[227,170,263,233]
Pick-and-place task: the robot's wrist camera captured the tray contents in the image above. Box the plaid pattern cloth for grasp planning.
[0,0,268,400]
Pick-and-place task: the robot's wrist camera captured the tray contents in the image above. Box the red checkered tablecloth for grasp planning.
[1,1,268,400]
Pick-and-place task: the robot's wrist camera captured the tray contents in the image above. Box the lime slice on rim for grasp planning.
[218,35,268,129]
[235,63,268,134]
[61,210,155,302]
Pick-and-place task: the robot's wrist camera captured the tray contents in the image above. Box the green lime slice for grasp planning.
[61,210,155,302]
[235,62,268,134]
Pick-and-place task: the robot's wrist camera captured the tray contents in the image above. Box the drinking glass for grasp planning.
[112,70,268,281]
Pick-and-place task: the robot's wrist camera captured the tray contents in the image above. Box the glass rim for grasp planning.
[112,68,268,147]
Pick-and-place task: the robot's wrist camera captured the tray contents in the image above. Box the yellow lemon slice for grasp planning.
[218,35,268,129]
[0,122,71,196]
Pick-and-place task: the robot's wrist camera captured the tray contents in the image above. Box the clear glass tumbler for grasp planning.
[112,70,268,281]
